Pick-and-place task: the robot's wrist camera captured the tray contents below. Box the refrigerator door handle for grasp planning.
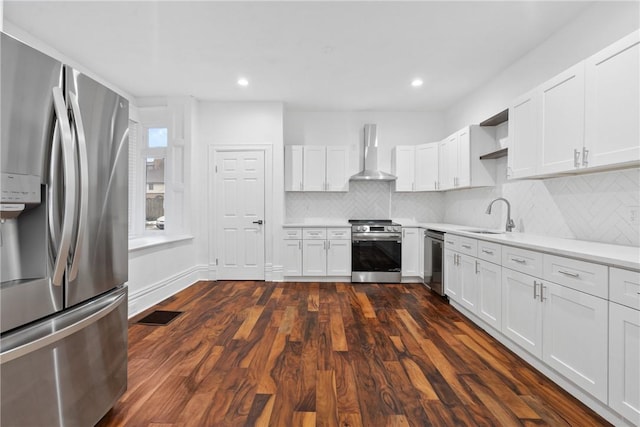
[0,288,126,365]
[68,92,89,281]
[51,87,77,287]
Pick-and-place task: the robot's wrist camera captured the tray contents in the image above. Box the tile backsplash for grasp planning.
[285,181,444,223]
[285,168,640,247]
[445,167,640,246]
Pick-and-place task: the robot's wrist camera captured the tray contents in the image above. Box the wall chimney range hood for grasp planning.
[350,124,397,181]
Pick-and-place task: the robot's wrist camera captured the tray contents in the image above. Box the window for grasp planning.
[129,99,191,242]
[144,127,167,230]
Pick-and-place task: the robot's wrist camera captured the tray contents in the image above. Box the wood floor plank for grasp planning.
[97,281,610,427]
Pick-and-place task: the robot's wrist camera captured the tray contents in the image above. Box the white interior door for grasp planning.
[215,150,265,280]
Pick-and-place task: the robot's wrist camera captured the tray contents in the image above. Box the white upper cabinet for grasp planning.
[415,143,439,191]
[392,143,439,192]
[284,145,304,191]
[439,126,496,190]
[325,146,350,191]
[392,146,416,191]
[538,63,586,175]
[508,90,540,179]
[284,145,349,192]
[585,30,640,168]
[508,30,640,179]
[303,145,327,191]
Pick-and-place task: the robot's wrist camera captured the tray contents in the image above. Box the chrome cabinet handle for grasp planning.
[482,249,494,255]
[512,258,526,264]
[582,147,589,167]
[462,244,472,249]
[327,241,331,250]
[68,92,89,282]
[574,149,581,168]
[540,284,547,302]
[558,270,580,278]
[51,87,77,287]
[533,281,539,300]
[475,260,479,274]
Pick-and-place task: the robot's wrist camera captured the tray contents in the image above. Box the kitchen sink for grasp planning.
[465,229,505,235]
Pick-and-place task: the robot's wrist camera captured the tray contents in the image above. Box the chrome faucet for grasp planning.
[486,198,516,232]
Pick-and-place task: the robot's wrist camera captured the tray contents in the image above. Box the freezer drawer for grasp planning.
[0,286,128,427]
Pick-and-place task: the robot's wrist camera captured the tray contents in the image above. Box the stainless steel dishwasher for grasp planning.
[424,229,445,296]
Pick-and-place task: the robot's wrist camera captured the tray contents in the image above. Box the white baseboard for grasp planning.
[128,264,209,318]
[278,276,352,282]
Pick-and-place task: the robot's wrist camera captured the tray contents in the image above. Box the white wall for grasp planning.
[442,2,640,246]
[197,101,285,279]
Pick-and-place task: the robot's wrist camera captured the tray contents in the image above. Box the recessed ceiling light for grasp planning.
[411,78,424,87]
[237,77,249,87]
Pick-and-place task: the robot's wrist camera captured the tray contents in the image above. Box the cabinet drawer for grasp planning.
[457,236,477,257]
[478,240,501,264]
[444,234,459,250]
[610,267,640,310]
[283,228,302,239]
[502,246,543,277]
[443,234,477,256]
[327,228,351,240]
[543,254,608,299]
[303,228,327,240]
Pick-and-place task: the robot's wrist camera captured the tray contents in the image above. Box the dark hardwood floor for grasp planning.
[97,281,609,426]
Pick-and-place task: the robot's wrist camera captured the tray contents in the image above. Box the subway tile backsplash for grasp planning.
[285,168,640,247]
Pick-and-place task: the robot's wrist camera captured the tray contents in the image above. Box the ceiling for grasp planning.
[4,1,595,111]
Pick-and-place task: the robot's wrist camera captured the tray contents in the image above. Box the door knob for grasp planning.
[252,220,263,225]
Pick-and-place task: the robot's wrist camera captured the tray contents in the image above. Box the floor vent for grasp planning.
[137,310,183,326]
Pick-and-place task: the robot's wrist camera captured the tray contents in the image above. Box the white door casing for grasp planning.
[214,150,266,280]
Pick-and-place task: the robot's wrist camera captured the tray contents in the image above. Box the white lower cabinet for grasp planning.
[283,239,302,276]
[501,268,543,357]
[303,240,327,276]
[541,281,608,402]
[402,228,422,278]
[476,260,502,330]
[458,254,478,313]
[609,302,640,425]
[444,249,460,300]
[284,227,351,278]
[327,239,351,276]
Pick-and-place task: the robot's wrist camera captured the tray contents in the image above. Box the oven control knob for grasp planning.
[392,226,399,232]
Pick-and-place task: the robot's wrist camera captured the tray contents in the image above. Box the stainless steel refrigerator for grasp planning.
[0,32,128,426]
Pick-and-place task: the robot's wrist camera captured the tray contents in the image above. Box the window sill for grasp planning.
[128,234,194,252]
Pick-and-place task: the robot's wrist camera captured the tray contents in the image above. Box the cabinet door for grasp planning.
[444,249,460,301]
[303,240,327,276]
[283,240,302,276]
[542,282,608,403]
[415,143,439,191]
[325,146,349,192]
[477,260,502,331]
[508,90,539,179]
[327,239,351,276]
[303,146,326,191]
[439,136,458,190]
[609,302,640,424]
[538,63,586,175]
[458,254,478,313]
[284,146,303,191]
[586,31,640,168]
[456,127,471,188]
[501,268,542,358]
[393,146,415,191]
[401,228,421,276]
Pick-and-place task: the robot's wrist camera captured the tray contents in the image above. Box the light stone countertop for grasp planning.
[414,222,640,272]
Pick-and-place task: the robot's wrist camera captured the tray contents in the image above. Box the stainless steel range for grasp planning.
[350,219,402,283]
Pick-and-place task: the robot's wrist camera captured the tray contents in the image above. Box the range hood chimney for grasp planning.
[350,124,397,181]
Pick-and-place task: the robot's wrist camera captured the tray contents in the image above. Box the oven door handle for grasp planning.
[353,238,402,244]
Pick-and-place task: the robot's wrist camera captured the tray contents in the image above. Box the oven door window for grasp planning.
[352,240,401,272]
